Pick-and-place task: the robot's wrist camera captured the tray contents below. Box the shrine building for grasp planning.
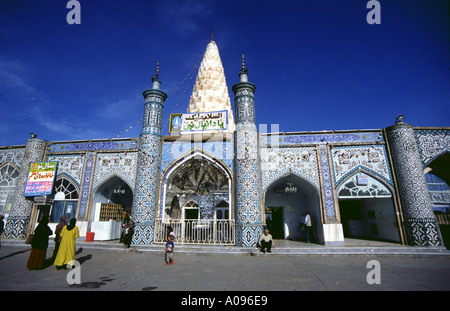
[1,37,449,248]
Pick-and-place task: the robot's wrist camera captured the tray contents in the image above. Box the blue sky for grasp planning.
[0,0,448,146]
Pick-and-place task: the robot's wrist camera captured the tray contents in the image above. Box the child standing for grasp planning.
[165,235,174,265]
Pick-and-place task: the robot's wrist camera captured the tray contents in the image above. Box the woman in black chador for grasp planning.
[27,214,53,270]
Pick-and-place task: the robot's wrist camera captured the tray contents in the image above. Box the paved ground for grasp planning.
[1,244,449,292]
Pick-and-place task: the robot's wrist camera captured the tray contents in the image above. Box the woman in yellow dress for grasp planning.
[53,218,79,270]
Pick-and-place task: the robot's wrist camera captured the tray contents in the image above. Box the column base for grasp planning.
[322,223,345,246]
[405,218,442,246]
[4,217,30,239]
[132,223,155,245]
[235,223,264,247]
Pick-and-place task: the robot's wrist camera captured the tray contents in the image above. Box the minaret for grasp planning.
[187,36,235,132]
[385,115,442,246]
[232,55,264,246]
[4,134,47,239]
[131,62,167,244]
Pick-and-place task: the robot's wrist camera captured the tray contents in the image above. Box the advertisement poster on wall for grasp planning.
[23,161,58,197]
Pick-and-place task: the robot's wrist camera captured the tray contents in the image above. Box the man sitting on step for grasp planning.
[258,229,274,253]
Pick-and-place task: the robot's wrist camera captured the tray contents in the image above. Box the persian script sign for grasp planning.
[23,162,58,197]
[169,111,227,133]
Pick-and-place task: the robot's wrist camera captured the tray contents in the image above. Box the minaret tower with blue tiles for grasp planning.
[232,55,264,247]
[4,134,47,239]
[385,115,442,246]
[132,62,167,244]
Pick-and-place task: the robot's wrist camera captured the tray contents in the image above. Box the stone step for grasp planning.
[3,239,449,257]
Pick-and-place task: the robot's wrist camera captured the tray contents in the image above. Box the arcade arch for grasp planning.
[264,174,321,242]
[91,175,133,220]
[424,152,450,186]
[0,162,19,217]
[424,152,450,248]
[50,175,80,222]
[161,152,232,222]
[156,151,233,244]
[336,171,401,243]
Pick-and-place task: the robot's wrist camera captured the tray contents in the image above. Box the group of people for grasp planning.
[21,210,312,268]
[26,215,79,270]
[258,211,313,253]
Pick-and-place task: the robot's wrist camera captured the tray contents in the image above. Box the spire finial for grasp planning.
[239,53,248,82]
[151,60,161,89]
[211,29,214,42]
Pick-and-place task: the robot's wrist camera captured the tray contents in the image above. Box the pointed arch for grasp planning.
[54,174,80,199]
[335,166,395,197]
[54,170,81,188]
[91,175,134,219]
[92,174,134,199]
[425,151,450,186]
[0,162,20,215]
[159,149,232,220]
[264,172,321,240]
[263,170,318,200]
[50,175,80,223]
[335,167,402,243]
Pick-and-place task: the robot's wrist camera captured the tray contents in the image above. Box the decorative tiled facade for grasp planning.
[415,129,450,167]
[47,154,85,186]
[1,40,448,250]
[93,152,138,193]
[318,144,337,222]
[260,147,319,193]
[330,145,393,187]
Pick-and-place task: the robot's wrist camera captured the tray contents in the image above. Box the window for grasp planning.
[0,163,19,214]
[215,200,229,220]
[184,201,199,220]
[50,177,79,222]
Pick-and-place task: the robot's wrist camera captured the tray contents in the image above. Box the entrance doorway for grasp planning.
[264,174,321,242]
[265,207,283,239]
[92,176,133,220]
[155,153,234,244]
[337,173,400,243]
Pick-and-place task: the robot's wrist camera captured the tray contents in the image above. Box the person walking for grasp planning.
[27,214,53,270]
[165,234,174,265]
[123,221,135,248]
[52,216,67,260]
[53,218,79,270]
[304,211,312,243]
[0,214,4,249]
[120,211,131,243]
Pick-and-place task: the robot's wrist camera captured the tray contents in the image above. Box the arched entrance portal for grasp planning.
[92,176,133,218]
[89,176,133,240]
[264,174,321,242]
[425,152,450,249]
[336,172,400,243]
[155,153,234,244]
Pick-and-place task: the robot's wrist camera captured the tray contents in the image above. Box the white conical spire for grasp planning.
[187,39,235,132]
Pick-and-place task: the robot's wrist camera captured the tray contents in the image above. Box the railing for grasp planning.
[436,213,450,225]
[154,219,235,245]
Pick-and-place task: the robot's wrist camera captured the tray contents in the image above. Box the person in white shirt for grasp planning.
[304,211,312,243]
[258,229,274,253]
